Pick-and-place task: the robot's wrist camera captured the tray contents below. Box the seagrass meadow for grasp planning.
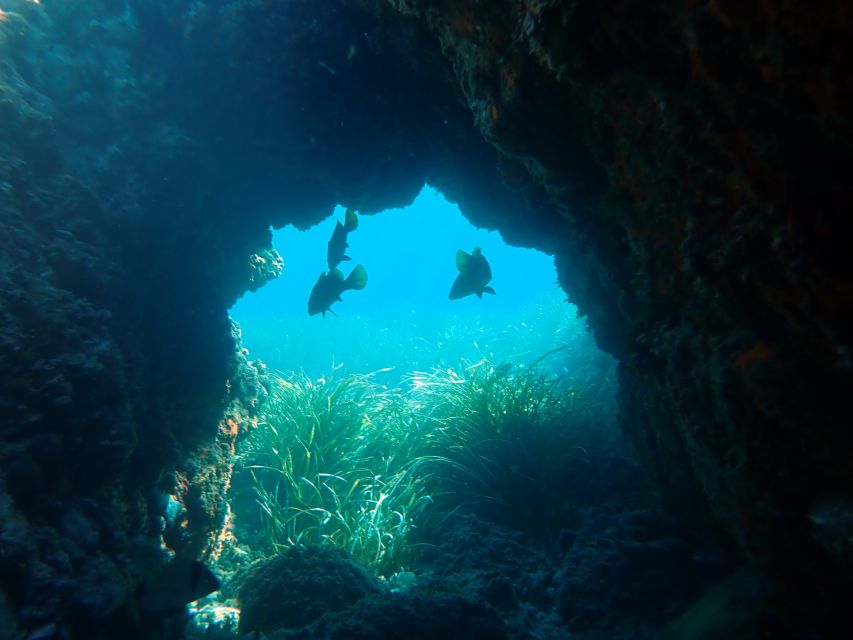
[2,1,852,639]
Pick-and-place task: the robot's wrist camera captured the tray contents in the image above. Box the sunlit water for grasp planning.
[230,186,613,386]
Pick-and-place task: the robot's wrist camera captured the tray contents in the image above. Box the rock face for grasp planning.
[1,0,851,637]
[237,545,382,636]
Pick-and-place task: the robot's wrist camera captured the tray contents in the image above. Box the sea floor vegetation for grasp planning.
[234,356,614,576]
[187,346,731,639]
[235,367,437,575]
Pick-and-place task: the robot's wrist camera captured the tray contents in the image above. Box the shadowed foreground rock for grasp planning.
[237,546,382,636]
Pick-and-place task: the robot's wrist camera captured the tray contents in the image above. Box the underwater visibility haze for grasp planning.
[231,187,588,380]
[1,1,852,639]
[219,188,719,640]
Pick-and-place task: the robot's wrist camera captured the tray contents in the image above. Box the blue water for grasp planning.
[231,186,608,382]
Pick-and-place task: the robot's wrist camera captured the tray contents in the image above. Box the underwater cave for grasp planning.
[230,187,588,374]
[1,1,852,639]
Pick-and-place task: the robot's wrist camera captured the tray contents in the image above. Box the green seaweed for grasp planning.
[406,360,599,535]
[238,357,609,575]
[240,368,437,576]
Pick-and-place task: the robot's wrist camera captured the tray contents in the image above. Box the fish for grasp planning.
[449,247,495,300]
[138,558,220,614]
[327,207,359,270]
[308,264,368,317]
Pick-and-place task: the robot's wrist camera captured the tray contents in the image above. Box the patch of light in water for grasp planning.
[230,185,603,382]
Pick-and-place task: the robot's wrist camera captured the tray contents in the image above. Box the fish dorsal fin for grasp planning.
[472,246,482,256]
[331,268,345,281]
[346,264,368,290]
[455,249,472,273]
[344,208,359,232]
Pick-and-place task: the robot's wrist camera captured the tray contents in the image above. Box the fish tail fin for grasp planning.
[483,286,496,295]
[345,264,368,291]
[344,208,359,232]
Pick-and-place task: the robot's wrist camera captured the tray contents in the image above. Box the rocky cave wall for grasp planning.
[1,0,852,636]
[359,1,853,631]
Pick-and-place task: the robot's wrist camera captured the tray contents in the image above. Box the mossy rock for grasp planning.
[237,545,382,636]
[294,589,509,640]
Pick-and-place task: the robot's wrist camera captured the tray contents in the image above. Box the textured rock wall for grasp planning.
[0,1,270,635]
[354,0,853,632]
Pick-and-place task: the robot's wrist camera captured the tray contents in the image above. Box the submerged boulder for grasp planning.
[290,589,509,640]
[237,545,382,636]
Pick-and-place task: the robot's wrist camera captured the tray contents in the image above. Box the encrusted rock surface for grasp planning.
[1,0,851,637]
[345,2,853,633]
[237,545,382,636]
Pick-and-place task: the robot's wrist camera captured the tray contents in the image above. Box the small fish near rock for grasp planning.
[449,247,495,300]
[138,558,220,614]
[327,207,359,270]
[308,264,368,318]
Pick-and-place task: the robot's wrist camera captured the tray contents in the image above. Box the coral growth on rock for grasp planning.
[237,545,382,636]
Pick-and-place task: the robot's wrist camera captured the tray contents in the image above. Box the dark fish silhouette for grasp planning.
[327,208,359,270]
[449,247,495,300]
[138,558,220,614]
[308,264,368,317]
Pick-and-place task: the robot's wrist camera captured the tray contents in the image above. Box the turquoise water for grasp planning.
[230,187,611,383]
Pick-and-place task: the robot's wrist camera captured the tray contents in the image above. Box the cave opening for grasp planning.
[230,185,608,383]
[212,185,689,636]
